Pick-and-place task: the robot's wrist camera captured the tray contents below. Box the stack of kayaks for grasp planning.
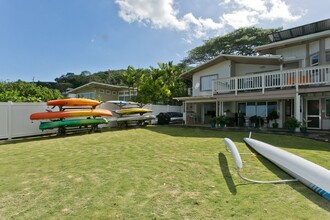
[107,100,155,127]
[30,98,112,132]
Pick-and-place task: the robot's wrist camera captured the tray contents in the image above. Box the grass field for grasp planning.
[0,126,329,219]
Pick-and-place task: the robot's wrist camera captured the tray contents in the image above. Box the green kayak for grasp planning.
[39,118,108,130]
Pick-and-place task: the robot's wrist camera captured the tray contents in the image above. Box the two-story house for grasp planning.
[177,19,330,130]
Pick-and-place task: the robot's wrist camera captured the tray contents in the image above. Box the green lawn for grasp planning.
[0,126,329,219]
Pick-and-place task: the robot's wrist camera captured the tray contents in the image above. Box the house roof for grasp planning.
[67,81,129,94]
[180,54,282,78]
[268,18,330,43]
[256,19,330,54]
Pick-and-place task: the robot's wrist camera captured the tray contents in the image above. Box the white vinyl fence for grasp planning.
[1,102,183,140]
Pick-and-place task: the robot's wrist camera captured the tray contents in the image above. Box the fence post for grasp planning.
[7,101,12,140]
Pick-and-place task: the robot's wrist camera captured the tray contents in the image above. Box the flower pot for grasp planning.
[272,122,278,128]
[288,127,296,133]
[300,127,307,133]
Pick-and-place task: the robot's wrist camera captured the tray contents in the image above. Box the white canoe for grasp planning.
[244,137,330,201]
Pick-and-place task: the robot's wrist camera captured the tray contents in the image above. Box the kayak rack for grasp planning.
[223,138,297,184]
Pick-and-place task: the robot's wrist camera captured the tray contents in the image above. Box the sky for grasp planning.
[0,0,329,82]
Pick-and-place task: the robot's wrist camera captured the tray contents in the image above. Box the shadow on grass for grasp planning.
[218,153,237,195]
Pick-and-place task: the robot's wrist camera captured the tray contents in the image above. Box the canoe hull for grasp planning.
[30,109,112,120]
[39,118,108,130]
[244,137,330,201]
[47,98,100,107]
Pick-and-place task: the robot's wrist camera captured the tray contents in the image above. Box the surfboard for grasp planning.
[39,118,108,130]
[47,98,100,107]
[244,137,330,201]
[114,108,152,115]
[30,109,112,120]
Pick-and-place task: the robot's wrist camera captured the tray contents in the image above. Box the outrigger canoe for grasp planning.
[47,98,100,107]
[30,109,112,120]
[114,108,152,115]
[39,118,108,130]
[244,137,330,201]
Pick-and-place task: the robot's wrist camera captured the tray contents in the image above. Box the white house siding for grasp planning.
[235,64,279,76]
[276,45,306,63]
[192,61,230,96]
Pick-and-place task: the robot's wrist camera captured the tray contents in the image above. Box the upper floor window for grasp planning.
[200,74,218,91]
[326,51,330,65]
[310,53,319,66]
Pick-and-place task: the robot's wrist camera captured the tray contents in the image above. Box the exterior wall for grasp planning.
[70,87,128,102]
[192,61,231,96]
[0,102,56,139]
[235,64,279,76]
[276,44,306,65]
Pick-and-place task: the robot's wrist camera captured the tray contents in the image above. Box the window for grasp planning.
[267,102,277,115]
[77,92,95,99]
[112,91,117,95]
[99,89,104,94]
[200,74,218,91]
[257,102,267,117]
[326,51,330,64]
[246,102,256,117]
[310,53,319,66]
[239,101,277,117]
[106,90,111,94]
[326,99,330,117]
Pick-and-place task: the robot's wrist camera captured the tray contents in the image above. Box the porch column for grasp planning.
[294,93,301,129]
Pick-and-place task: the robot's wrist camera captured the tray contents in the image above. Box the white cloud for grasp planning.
[115,0,303,41]
[220,0,303,28]
[115,0,225,41]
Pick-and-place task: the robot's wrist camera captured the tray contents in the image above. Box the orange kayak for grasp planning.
[30,109,112,120]
[47,98,101,107]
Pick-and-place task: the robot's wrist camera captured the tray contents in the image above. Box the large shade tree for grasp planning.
[181,27,281,66]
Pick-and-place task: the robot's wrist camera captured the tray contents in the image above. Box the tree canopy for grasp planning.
[123,62,189,105]
[0,81,63,102]
[54,69,127,92]
[181,27,281,66]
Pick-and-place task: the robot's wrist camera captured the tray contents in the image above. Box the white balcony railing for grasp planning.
[213,65,330,95]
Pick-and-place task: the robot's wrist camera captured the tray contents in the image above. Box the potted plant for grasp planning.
[300,118,310,133]
[216,115,227,128]
[284,117,300,133]
[267,111,279,128]
[210,117,217,128]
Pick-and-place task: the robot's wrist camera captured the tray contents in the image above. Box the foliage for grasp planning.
[215,115,228,124]
[0,80,62,102]
[0,127,329,219]
[54,70,127,92]
[123,62,188,104]
[267,110,279,122]
[181,27,281,66]
[284,117,301,128]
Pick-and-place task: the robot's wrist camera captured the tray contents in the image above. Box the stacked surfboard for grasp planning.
[107,100,155,128]
[30,98,112,133]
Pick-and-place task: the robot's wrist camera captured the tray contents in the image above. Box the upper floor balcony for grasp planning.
[212,65,330,95]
